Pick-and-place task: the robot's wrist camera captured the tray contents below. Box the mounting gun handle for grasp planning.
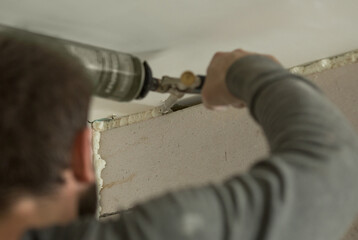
[150,71,206,95]
[191,75,206,94]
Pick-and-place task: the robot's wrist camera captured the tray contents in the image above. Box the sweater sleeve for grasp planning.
[25,55,358,240]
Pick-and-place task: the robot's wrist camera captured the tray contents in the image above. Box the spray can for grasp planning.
[0,24,155,101]
[0,24,205,102]
[64,44,155,101]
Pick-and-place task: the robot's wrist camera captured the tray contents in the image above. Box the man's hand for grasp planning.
[202,49,279,110]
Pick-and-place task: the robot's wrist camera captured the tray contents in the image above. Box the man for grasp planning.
[0,31,357,240]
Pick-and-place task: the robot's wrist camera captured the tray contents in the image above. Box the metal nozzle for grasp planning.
[152,71,205,94]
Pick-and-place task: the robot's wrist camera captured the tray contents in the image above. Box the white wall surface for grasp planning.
[98,61,358,214]
[0,0,357,119]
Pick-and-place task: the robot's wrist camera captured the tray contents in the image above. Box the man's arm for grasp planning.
[27,51,358,240]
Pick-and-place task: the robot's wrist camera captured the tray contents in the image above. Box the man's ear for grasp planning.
[71,127,95,183]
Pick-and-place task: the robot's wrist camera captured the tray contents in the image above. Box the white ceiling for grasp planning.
[0,0,357,120]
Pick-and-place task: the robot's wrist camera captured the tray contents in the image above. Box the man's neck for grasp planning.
[0,196,65,240]
[0,172,84,239]
[0,218,26,240]
[0,199,37,240]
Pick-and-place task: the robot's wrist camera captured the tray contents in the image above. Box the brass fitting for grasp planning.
[180,71,196,87]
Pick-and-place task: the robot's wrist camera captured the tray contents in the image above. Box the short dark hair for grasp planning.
[0,31,91,212]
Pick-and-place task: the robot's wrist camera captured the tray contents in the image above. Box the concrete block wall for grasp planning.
[96,61,358,239]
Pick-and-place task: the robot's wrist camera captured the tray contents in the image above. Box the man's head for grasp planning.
[0,30,97,230]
